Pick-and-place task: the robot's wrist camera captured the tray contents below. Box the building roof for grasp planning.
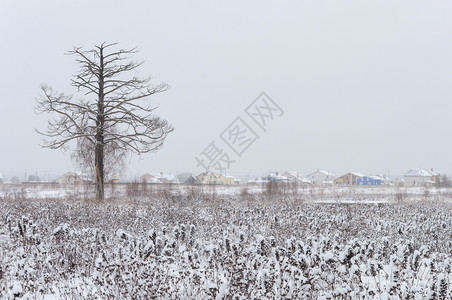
[309,170,334,177]
[350,172,365,177]
[337,172,365,178]
[59,171,90,180]
[148,177,163,184]
[142,172,180,184]
[177,172,193,183]
[404,169,438,177]
[195,172,208,178]
[284,171,311,183]
[265,172,291,182]
[183,175,197,183]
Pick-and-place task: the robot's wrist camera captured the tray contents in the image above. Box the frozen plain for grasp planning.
[1,184,451,299]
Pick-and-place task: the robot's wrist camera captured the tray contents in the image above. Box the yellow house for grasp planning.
[196,172,236,185]
[334,172,364,185]
[195,172,207,184]
[222,176,236,185]
[204,173,221,184]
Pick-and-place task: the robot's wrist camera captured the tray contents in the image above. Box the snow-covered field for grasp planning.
[1,185,452,299]
[2,183,452,203]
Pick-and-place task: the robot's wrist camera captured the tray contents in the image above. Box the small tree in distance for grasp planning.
[36,42,174,201]
[440,174,451,188]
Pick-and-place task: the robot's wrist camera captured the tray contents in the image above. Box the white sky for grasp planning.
[1,1,451,180]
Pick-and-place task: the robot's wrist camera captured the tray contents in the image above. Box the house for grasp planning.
[375,174,393,185]
[204,173,220,184]
[261,172,291,183]
[196,172,236,185]
[334,172,364,185]
[248,172,293,184]
[233,178,244,185]
[216,175,231,185]
[177,173,193,184]
[393,177,404,187]
[140,173,162,184]
[225,175,239,185]
[195,172,208,184]
[282,171,311,185]
[195,172,238,185]
[307,170,335,185]
[140,173,179,184]
[183,175,198,185]
[56,172,91,185]
[404,169,439,186]
[247,178,267,185]
[357,175,382,186]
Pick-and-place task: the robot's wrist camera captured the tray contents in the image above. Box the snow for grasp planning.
[11,281,22,295]
[0,234,10,243]
[315,198,388,204]
[322,251,334,261]
[404,168,438,177]
[350,172,366,177]
[309,170,334,176]
[284,171,311,183]
[53,223,69,235]
[147,177,163,183]
[337,265,347,273]
[1,185,452,298]
[43,295,60,300]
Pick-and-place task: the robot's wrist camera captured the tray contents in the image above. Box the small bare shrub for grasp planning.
[239,186,255,202]
[395,191,407,204]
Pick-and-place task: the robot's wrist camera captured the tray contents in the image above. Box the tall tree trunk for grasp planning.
[95,47,105,201]
[95,142,104,201]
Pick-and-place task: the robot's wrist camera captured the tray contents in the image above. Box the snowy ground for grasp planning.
[1,185,452,299]
[1,183,452,203]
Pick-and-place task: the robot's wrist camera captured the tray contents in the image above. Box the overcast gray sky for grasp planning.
[1,1,451,180]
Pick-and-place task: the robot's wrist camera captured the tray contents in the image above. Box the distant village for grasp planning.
[0,168,445,188]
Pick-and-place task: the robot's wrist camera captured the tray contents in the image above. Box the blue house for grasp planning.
[357,176,382,186]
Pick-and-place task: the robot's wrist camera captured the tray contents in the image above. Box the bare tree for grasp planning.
[36,42,174,201]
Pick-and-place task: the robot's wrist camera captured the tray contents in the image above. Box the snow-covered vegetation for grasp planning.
[1,188,452,299]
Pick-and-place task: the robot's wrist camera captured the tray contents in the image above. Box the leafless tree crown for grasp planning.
[36,42,173,154]
[36,42,174,200]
